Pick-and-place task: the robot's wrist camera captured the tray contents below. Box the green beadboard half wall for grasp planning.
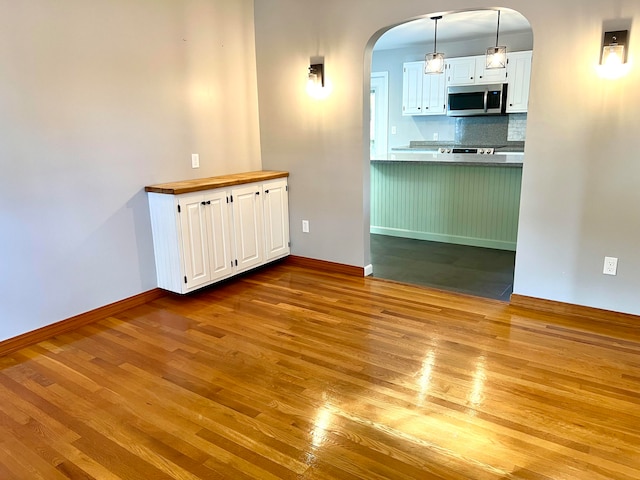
[370,162,522,251]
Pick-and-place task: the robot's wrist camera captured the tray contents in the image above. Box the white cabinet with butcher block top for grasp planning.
[146,171,290,294]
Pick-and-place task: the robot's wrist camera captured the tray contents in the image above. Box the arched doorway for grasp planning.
[368,9,532,301]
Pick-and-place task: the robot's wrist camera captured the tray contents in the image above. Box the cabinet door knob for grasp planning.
[265,189,269,194]
[201,201,206,206]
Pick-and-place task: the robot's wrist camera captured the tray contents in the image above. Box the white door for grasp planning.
[179,193,211,290]
[263,179,290,261]
[204,189,234,282]
[447,57,477,85]
[231,183,264,273]
[401,62,423,115]
[370,71,389,158]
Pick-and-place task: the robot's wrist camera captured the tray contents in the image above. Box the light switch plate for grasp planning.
[191,153,200,169]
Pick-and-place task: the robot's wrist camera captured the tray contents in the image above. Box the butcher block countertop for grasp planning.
[145,170,289,195]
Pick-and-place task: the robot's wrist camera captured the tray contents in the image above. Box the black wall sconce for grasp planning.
[309,62,324,88]
[601,30,628,65]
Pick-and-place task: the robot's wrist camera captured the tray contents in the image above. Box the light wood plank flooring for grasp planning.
[0,262,639,479]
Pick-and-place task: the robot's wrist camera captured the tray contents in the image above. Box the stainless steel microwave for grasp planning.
[447,83,507,117]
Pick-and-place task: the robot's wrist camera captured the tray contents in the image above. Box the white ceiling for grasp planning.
[374,9,532,51]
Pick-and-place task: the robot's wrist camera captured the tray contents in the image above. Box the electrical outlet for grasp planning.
[191,153,200,169]
[603,256,618,276]
[433,132,439,141]
[391,126,397,135]
[302,220,309,233]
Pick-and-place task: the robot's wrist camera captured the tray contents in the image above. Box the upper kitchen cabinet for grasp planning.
[446,57,476,85]
[474,56,508,84]
[506,51,532,113]
[402,61,446,116]
[446,56,507,86]
[402,62,423,115]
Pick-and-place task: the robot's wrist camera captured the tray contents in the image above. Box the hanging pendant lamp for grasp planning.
[425,16,445,74]
[486,10,507,69]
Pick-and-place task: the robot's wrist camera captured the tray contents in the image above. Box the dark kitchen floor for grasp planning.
[370,234,515,301]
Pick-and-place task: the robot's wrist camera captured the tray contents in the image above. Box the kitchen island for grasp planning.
[370,152,522,251]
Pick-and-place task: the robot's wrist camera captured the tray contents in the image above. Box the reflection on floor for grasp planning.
[370,234,515,301]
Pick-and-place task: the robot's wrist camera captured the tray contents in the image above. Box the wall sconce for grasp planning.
[486,10,507,69]
[601,30,628,66]
[308,63,324,88]
[425,16,445,74]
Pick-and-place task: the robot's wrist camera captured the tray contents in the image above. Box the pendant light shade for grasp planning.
[425,16,445,74]
[486,10,507,69]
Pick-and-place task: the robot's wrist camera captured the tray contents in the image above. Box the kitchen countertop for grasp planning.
[145,170,289,195]
[371,151,524,167]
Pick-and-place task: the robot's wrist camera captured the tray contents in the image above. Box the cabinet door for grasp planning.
[263,179,290,261]
[178,193,211,290]
[475,55,508,84]
[422,72,446,115]
[204,189,234,282]
[506,51,532,113]
[446,57,476,85]
[231,183,264,273]
[402,62,424,115]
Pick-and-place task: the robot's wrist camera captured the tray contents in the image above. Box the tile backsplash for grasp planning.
[455,114,527,145]
[410,113,527,147]
[507,114,527,141]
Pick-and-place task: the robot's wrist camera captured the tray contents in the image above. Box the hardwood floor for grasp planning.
[0,262,639,479]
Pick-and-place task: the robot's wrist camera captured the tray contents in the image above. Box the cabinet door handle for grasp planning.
[206,200,211,205]
[256,191,260,195]
[201,201,206,206]
[265,189,269,194]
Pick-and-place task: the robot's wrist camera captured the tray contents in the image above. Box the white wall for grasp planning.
[255,0,640,316]
[0,0,261,341]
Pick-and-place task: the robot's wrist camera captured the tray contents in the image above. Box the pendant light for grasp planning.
[486,10,507,69]
[425,16,445,74]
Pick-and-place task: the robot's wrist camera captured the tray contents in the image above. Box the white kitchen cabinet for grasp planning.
[178,189,234,291]
[402,62,424,115]
[422,72,447,115]
[446,57,477,85]
[474,56,508,84]
[402,61,446,116]
[263,178,291,261]
[506,51,532,113]
[146,172,290,294]
[447,56,507,85]
[231,183,264,274]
